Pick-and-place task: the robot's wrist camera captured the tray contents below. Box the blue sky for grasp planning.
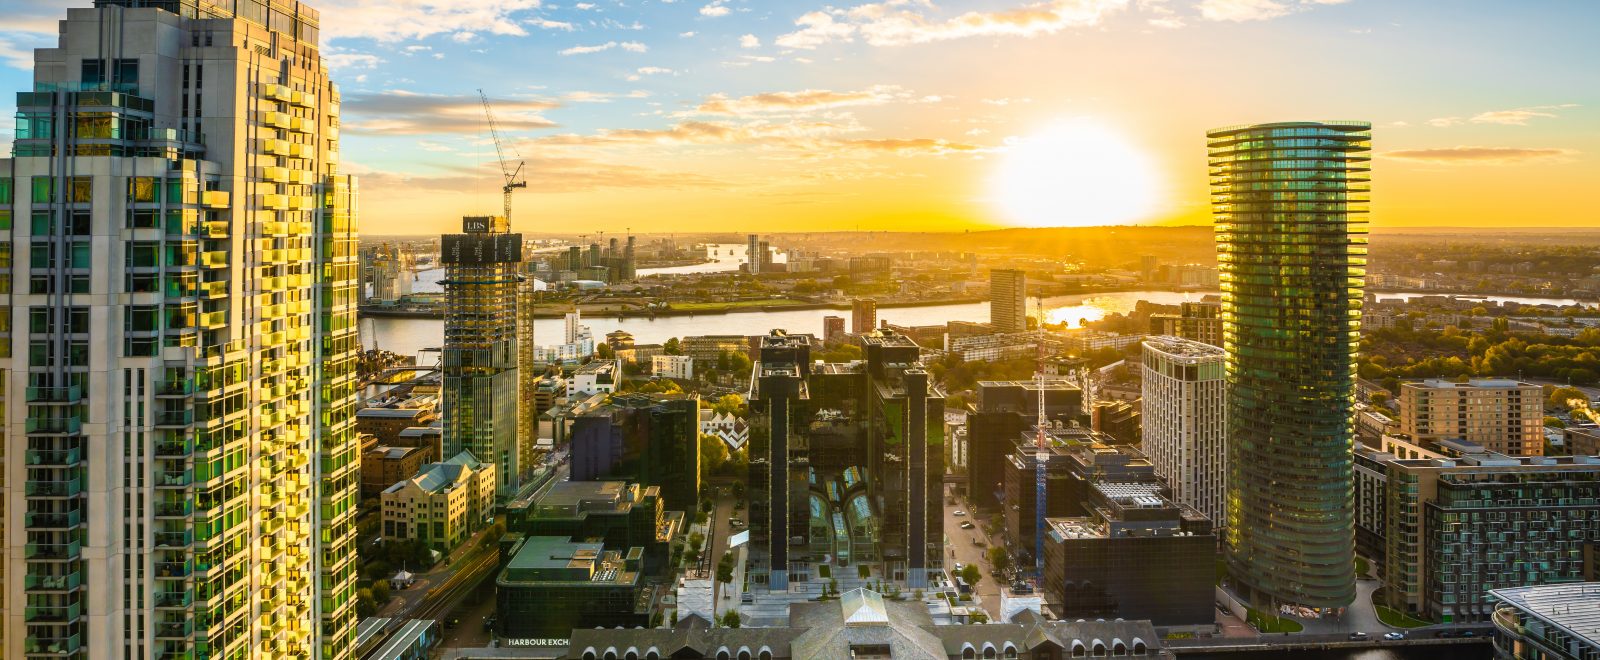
[3,1,1597,233]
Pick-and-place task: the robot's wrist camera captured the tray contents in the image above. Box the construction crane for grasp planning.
[1033,295,1049,586]
[478,89,527,221]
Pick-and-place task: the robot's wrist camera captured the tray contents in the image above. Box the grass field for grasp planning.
[1247,608,1305,633]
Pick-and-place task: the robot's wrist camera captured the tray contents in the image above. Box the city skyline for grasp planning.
[2,0,1597,234]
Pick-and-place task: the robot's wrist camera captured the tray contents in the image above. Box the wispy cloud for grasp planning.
[356,157,727,196]
[776,0,1134,49]
[1197,0,1347,22]
[1383,146,1579,165]
[700,2,731,17]
[694,86,912,116]
[342,90,558,134]
[317,0,547,42]
[560,41,646,55]
[532,117,981,158]
[1427,104,1579,128]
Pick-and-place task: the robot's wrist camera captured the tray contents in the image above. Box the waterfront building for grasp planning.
[1043,484,1215,627]
[1491,583,1600,660]
[533,312,594,364]
[680,334,750,362]
[748,330,944,589]
[1140,336,1227,526]
[945,331,1047,362]
[495,536,653,638]
[380,451,497,553]
[568,393,701,512]
[1147,300,1223,347]
[1398,378,1545,457]
[0,2,361,656]
[442,215,524,496]
[852,298,878,334]
[554,589,1163,660]
[369,242,413,303]
[1211,120,1371,609]
[1060,330,1143,353]
[651,354,694,380]
[965,380,1083,509]
[990,268,1028,334]
[823,315,846,344]
[747,233,761,274]
[1354,445,1600,622]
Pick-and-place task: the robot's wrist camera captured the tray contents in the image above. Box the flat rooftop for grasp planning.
[1142,335,1225,360]
[1410,378,1535,389]
[1492,583,1600,650]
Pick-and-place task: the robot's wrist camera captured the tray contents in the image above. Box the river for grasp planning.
[371,243,1590,360]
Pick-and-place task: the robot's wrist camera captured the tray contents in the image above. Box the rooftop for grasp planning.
[1409,378,1536,390]
[1141,335,1225,360]
[1493,583,1600,650]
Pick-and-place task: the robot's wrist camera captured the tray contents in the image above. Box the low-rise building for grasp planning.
[569,358,620,396]
[505,480,682,577]
[394,426,444,459]
[496,536,653,638]
[381,451,498,553]
[1491,583,1600,659]
[361,445,434,498]
[651,354,694,380]
[1043,483,1214,627]
[1567,425,1600,456]
[358,407,439,444]
[681,334,752,362]
[544,589,1163,660]
[700,410,750,451]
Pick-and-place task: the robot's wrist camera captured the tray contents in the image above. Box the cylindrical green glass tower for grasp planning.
[1209,121,1370,610]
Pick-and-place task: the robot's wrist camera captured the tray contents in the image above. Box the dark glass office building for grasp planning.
[1209,121,1370,609]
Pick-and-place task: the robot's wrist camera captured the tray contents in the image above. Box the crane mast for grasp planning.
[1034,295,1049,585]
[479,89,527,221]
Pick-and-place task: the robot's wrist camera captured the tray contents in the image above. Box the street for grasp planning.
[943,484,1001,620]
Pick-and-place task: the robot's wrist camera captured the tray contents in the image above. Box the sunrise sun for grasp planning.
[990,119,1161,228]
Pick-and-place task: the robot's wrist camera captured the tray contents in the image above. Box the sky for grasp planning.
[2,0,1597,234]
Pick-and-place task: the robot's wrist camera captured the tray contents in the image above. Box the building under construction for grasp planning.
[441,215,525,496]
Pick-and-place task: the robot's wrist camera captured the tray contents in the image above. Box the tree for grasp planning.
[987,546,1012,576]
[960,564,981,586]
[700,434,729,474]
[730,480,746,500]
[371,580,392,605]
[596,343,615,360]
[716,551,737,584]
[720,610,742,628]
[688,532,705,554]
[356,589,376,618]
[1549,386,1589,410]
[711,393,747,418]
[664,337,683,356]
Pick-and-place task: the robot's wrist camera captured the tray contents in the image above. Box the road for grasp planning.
[705,489,738,611]
[377,521,502,622]
[944,484,1001,620]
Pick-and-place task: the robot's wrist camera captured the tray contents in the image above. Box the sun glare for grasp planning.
[990,119,1160,228]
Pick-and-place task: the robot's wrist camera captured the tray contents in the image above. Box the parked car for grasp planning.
[953,510,966,517]
[959,521,975,530]
[1382,632,1405,641]
[1437,631,1455,639]
[1461,631,1477,638]
[1348,632,1369,641]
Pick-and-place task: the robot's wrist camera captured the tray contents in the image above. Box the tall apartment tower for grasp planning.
[0,2,360,657]
[1140,336,1227,527]
[441,216,524,496]
[1398,379,1544,457]
[516,257,539,484]
[851,298,877,334]
[1210,121,1370,609]
[989,269,1027,333]
[746,233,760,274]
[1149,300,1223,347]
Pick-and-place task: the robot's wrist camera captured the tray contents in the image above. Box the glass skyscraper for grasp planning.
[1209,121,1370,610]
[441,216,524,497]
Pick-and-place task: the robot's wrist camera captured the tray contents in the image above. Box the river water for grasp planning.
[1187,647,1489,660]
[371,243,1589,360]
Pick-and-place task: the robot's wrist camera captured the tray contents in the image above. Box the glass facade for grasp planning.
[440,224,523,497]
[1210,121,1370,609]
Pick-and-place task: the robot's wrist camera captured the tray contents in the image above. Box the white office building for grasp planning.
[1139,336,1227,526]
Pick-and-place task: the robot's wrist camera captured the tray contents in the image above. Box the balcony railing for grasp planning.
[25,448,82,466]
[25,386,83,404]
[25,416,83,434]
[25,478,83,498]
[24,571,82,591]
[24,540,81,559]
[24,602,83,622]
[24,510,82,529]
[155,379,195,397]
